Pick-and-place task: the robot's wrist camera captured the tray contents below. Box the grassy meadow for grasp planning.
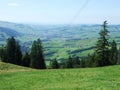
[0,62,120,90]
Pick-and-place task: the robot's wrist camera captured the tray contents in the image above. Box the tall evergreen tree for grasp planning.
[0,45,7,61]
[15,42,22,65]
[30,39,46,69]
[117,48,120,64]
[22,52,30,67]
[110,40,118,65]
[86,53,96,67]
[80,59,85,68]
[6,36,16,63]
[50,58,59,69]
[95,21,110,66]
[0,46,4,60]
[6,36,22,64]
[72,56,80,68]
[65,56,73,68]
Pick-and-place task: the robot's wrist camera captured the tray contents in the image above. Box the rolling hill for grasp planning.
[0,61,30,71]
[0,27,22,43]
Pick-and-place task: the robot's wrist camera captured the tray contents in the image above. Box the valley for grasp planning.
[0,21,120,61]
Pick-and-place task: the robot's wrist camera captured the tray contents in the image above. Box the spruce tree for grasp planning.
[95,21,110,66]
[22,52,30,67]
[15,42,22,65]
[2,48,7,62]
[65,56,73,68]
[0,45,7,61]
[50,58,59,69]
[6,36,22,65]
[80,59,85,68]
[110,40,118,65]
[72,56,80,68]
[117,48,120,64]
[30,39,46,69]
[6,36,16,63]
[86,53,96,67]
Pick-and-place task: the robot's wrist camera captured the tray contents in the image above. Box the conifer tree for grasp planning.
[117,48,120,64]
[0,45,7,61]
[86,53,96,67]
[72,56,80,68]
[110,40,118,65]
[95,21,110,66]
[22,52,30,67]
[6,36,16,63]
[65,56,73,68]
[6,36,22,64]
[50,58,59,69]
[80,59,85,68]
[15,42,22,65]
[30,39,46,69]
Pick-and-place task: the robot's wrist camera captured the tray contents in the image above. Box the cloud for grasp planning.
[8,3,20,7]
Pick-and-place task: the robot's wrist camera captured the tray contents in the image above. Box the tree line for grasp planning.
[49,21,120,69]
[0,37,46,69]
[0,21,120,69]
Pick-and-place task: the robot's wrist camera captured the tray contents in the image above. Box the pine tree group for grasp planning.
[0,37,46,69]
[86,21,119,67]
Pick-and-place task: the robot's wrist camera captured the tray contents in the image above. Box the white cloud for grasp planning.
[8,3,20,7]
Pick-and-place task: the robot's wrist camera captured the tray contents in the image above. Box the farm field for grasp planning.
[0,62,120,90]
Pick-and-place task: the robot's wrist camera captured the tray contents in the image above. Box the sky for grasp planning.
[0,0,120,24]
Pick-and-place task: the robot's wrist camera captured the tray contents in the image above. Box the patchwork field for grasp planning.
[0,62,120,90]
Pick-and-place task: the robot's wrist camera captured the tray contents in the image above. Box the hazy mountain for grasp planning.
[0,21,35,34]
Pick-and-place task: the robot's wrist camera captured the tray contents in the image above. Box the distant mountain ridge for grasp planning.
[0,21,35,34]
[0,27,22,37]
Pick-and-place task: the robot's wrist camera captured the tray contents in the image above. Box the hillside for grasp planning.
[0,62,31,71]
[0,27,22,44]
[0,21,35,34]
[0,21,120,60]
[0,62,120,90]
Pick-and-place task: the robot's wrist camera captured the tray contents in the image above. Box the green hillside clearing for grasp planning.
[0,62,31,72]
[0,62,120,90]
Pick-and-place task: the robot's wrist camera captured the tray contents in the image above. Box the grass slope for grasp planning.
[0,62,31,71]
[0,62,120,90]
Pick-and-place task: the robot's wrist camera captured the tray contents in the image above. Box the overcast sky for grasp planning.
[0,0,120,24]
